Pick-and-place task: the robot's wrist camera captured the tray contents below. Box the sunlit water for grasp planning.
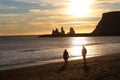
[0,36,120,70]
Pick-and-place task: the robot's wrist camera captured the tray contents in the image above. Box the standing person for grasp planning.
[82,46,89,73]
[82,46,87,66]
[63,49,69,65]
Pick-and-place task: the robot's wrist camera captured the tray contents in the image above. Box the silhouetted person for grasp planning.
[82,46,89,73]
[63,49,69,65]
[82,46,87,66]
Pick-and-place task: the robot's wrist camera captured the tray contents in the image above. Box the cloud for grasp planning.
[12,0,41,4]
[29,22,45,26]
[29,9,63,15]
[95,0,120,3]
[28,8,99,25]
[0,13,20,27]
[90,0,120,17]
[29,9,50,14]
[13,0,70,5]
[0,5,17,10]
[13,0,69,9]
[0,13,20,17]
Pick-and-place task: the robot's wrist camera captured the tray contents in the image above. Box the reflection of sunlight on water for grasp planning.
[69,46,94,60]
[69,37,97,60]
[70,46,82,56]
[70,37,89,57]
[71,37,89,46]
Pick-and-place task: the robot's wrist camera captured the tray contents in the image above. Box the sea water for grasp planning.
[0,36,120,70]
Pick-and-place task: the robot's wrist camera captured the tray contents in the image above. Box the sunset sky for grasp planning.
[0,0,120,36]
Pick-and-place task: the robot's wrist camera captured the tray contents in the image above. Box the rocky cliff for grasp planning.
[92,11,120,36]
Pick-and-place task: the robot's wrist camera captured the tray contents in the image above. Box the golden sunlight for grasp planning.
[70,37,89,56]
[70,46,82,56]
[71,37,89,46]
[66,0,93,17]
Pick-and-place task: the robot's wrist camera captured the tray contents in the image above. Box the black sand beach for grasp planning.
[0,53,120,80]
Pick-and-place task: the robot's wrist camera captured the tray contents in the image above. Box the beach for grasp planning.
[0,53,120,80]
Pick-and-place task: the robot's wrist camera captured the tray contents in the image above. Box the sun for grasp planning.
[66,0,93,17]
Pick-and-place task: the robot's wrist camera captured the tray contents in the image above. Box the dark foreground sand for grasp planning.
[0,53,120,80]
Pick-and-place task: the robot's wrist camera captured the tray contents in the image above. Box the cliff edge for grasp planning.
[92,11,120,36]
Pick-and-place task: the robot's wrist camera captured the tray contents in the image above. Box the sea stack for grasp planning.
[92,11,120,36]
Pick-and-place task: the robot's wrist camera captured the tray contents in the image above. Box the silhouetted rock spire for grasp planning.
[52,27,76,37]
[61,27,65,36]
[52,28,60,36]
[68,27,75,35]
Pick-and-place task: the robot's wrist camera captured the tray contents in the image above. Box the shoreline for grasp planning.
[0,53,119,71]
[0,53,120,80]
[0,54,107,71]
[0,56,83,71]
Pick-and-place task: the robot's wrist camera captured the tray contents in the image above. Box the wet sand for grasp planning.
[0,53,120,80]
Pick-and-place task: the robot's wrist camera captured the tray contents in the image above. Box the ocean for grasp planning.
[0,36,120,70]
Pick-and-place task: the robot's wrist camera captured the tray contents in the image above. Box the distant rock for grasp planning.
[92,11,120,36]
[61,27,65,36]
[52,28,60,36]
[51,27,76,37]
[67,27,75,36]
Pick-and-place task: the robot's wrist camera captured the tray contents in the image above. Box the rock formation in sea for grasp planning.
[61,27,65,36]
[52,28,60,36]
[67,27,75,36]
[92,11,120,36]
[52,27,75,37]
